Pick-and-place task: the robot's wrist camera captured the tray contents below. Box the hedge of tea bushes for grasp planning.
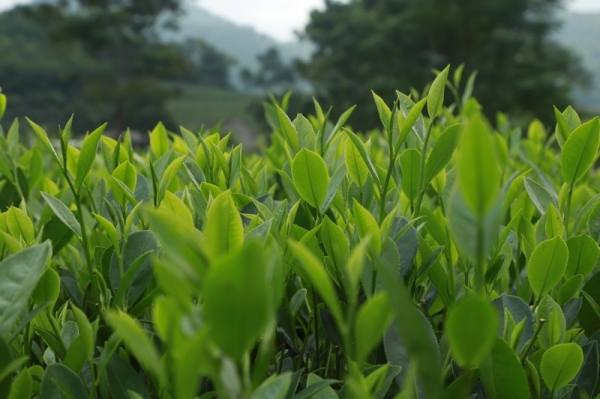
[0,66,599,398]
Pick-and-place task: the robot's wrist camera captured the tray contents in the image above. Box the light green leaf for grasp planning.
[540,343,584,393]
[149,122,170,158]
[544,203,564,239]
[343,128,381,186]
[105,310,164,384]
[457,114,501,215]
[0,94,5,121]
[276,105,299,152]
[396,97,428,151]
[558,274,584,306]
[355,292,393,363]
[446,296,498,367]
[93,213,119,255]
[204,190,244,259]
[423,124,461,185]
[251,372,292,399]
[400,149,421,201]
[31,268,60,306]
[289,241,344,330]
[6,206,35,244]
[8,368,32,399]
[565,235,600,279]
[159,191,194,231]
[427,65,450,118]
[41,192,81,238]
[291,148,330,209]
[353,200,381,255]
[0,242,51,337]
[204,241,274,362]
[156,155,186,205]
[524,178,557,214]
[26,118,62,167]
[479,337,530,399]
[561,117,600,186]
[537,295,566,350]
[111,161,137,206]
[345,137,369,187]
[74,123,106,191]
[527,236,568,298]
[372,91,392,129]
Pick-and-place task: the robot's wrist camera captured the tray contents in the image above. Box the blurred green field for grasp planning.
[166,83,261,135]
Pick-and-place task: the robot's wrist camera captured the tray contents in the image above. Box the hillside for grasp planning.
[164,1,312,71]
[171,3,600,111]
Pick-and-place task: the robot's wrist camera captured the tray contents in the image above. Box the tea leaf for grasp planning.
[105,310,164,384]
[355,292,393,363]
[423,123,461,185]
[353,200,381,255]
[0,242,51,338]
[345,137,369,187]
[540,343,583,393]
[276,105,299,152]
[203,241,273,362]
[40,363,88,399]
[561,117,600,186]
[6,207,34,244]
[446,296,498,367]
[156,155,186,205]
[400,149,421,201]
[565,235,599,279]
[479,337,530,399]
[289,241,344,330]
[204,190,244,259]
[0,94,5,121]
[527,236,568,298]
[396,97,428,150]
[111,161,137,206]
[457,114,501,215]
[524,177,557,214]
[292,148,330,209]
[74,123,106,191]
[427,65,450,119]
[149,122,169,158]
[26,118,62,167]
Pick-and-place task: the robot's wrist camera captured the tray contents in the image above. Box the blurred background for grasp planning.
[0,0,599,148]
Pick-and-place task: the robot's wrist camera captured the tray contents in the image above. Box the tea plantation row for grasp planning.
[0,66,599,398]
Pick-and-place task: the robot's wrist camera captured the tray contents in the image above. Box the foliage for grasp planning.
[183,39,235,89]
[0,7,103,131]
[300,0,589,131]
[20,0,192,132]
[1,66,600,399]
[241,47,297,93]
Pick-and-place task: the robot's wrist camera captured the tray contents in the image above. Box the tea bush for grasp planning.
[0,66,599,398]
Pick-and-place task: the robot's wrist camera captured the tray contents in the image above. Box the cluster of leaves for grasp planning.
[0,66,600,399]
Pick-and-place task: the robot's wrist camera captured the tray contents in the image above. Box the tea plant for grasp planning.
[0,66,599,398]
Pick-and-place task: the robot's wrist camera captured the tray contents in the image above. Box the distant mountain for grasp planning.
[556,11,600,111]
[170,3,600,110]
[165,1,312,71]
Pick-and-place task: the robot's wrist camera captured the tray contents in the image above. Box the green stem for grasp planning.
[64,172,98,307]
[519,318,546,364]
[564,183,574,236]
[473,216,485,293]
[414,122,435,218]
[379,146,396,223]
[313,288,320,372]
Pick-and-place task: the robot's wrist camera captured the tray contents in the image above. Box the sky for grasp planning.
[0,0,599,42]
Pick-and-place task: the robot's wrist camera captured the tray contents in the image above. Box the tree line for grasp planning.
[0,0,590,135]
